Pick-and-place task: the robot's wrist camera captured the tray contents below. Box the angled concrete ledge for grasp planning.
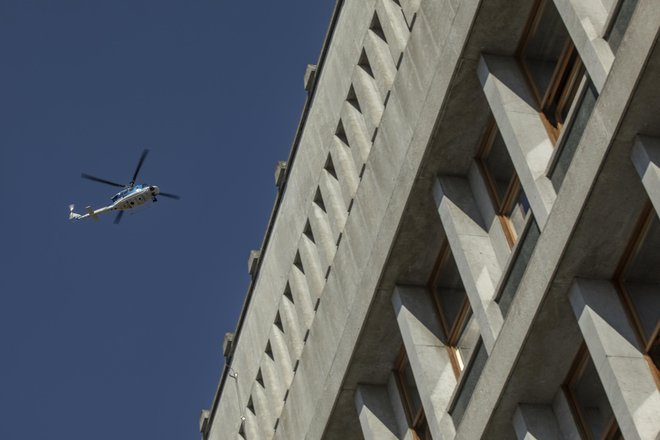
[631,135,660,216]
[363,30,397,99]
[375,0,409,63]
[478,54,557,228]
[554,0,614,91]
[569,278,660,440]
[513,403,563,440]
[354,384,399,440]
[340,101,373,167]
[433,176,504,352]
[352,67,384,137]
[392,285,458,440]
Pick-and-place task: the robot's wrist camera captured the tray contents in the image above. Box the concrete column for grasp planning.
[354,384,399,440]
[319,171,348,240]
[352,67,384,137]
[242,410,261,440]
[398,0,421,28]
[252,384,274,439]
[287,269,315,330]
[433,176,504,352]
[341,102,372,166]
[261,354,285,427]
[375,0,409,63]
[386,374,417,440]
[278,297,304,363]
[569,278,660,440]
[391,285,458,440]
[553,0,614,91]
[330,139,359,203]
[270,327,294,386]
[512,403,564,440]
[298,237,325,301]
[478,54,557,228]
[553,390,582,440]
[307,206,335,271]
[363,30,397,99]
[631,136,660,216]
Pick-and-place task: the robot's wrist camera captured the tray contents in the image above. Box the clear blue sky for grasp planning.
[0,1,334,438]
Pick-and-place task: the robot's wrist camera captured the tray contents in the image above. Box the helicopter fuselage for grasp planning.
[69,184,161,221]
[112,184,160,209]
[71,149,179,223]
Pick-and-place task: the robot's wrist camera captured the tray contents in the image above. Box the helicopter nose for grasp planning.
[150,186,160,195]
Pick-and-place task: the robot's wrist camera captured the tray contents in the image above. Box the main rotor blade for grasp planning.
[158,191,180,200]
[81,173,125,188]
[113,211,124,224]
[130,149,149,185]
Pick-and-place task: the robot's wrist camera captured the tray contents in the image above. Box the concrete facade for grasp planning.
[201,0,660,439]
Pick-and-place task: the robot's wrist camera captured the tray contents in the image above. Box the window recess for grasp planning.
[517,0,585,144]
[448,338,487,426]
[495,215,541,318]
[547,77,598,192]
[428,243,478,378]
[394,349,432,440]
[614,203,660,374]
[563,345,623,440]
[476,121,531,247]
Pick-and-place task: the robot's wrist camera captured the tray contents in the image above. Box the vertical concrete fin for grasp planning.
[354,384,399,440]
[391,285,458,440]
[569,278,660,440]
[512,403,564,440]
[478,54,556,228]
[433,176,503,352]
[632,136,660,216]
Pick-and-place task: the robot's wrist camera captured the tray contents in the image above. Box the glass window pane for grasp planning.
[506,190,530,240]
[498,217,541,317]
[570,355,616,439]
[623,213,660,342]
[551,79,598,191]
[456,316,479,370]
[435,251,468,339]
[520,0,570,99]
[402,360,423,418]
[485,130,516,205]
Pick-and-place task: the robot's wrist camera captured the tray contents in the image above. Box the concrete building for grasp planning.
[201,0,660,438]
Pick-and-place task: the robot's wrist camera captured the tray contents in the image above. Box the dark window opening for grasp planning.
[564,345,622,440]
[517,0,585,143]
[477,120,531,247]
[394,349,432,440]
[615,203,660,373]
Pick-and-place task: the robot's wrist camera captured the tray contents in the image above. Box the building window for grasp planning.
[496,216,541,317]
[517,0,584,143]
[428,243,479,377]
[548,77,598,191]
[564,345,623,440]
[394,349,432,440]
[615,203,660,374]
[477,120,531,247]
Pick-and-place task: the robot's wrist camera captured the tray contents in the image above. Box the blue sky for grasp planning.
[0,1,334,438]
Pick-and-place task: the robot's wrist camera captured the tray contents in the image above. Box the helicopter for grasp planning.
[69,149,180,224]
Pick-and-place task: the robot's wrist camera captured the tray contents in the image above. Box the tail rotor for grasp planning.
[69,204,81,220]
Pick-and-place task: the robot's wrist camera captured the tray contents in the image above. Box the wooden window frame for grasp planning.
[613,202,660,382]
[476,120,526,247]
[428,243,473,378]
[563,344,622,440]
[393,348,429,440]
[516,0,585,144]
